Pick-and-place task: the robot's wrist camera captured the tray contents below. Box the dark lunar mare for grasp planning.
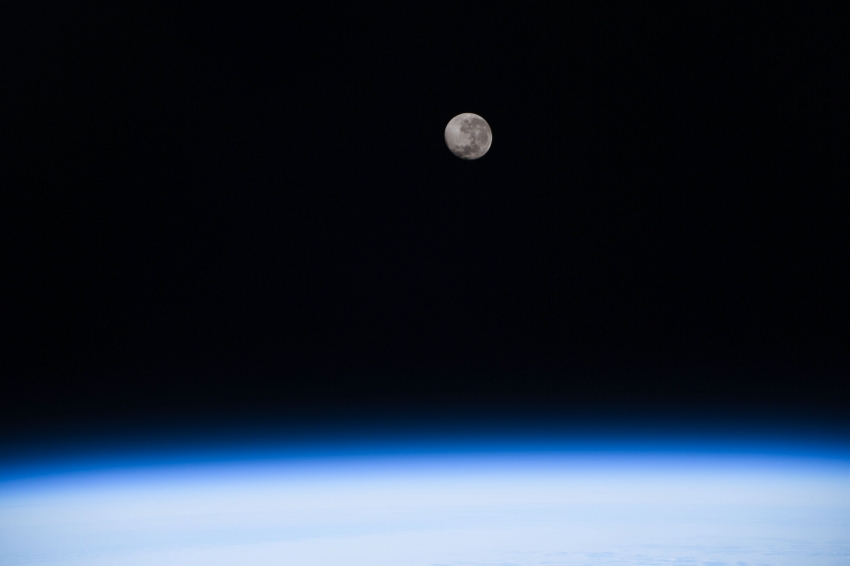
[457,117,490,158]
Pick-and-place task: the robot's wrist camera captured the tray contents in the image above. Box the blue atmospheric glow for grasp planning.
[1,429,849,565]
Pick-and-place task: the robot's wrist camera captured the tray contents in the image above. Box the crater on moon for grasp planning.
[445,113,492,160]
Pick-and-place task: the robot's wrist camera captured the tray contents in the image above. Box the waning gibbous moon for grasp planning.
[444,113,492,160]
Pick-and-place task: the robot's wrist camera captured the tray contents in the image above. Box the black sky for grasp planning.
[3,4,848,430]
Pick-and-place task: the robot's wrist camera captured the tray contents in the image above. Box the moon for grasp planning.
[444,113,492,160]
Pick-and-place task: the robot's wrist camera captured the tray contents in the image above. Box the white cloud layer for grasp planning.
[1,452,849,565]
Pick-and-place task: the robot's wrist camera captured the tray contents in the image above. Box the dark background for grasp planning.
[3,4,848,431]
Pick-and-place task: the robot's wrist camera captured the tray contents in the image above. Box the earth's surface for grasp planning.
[1,447,849,565]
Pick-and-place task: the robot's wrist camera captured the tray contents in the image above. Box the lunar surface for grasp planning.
[444,113,492,159]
